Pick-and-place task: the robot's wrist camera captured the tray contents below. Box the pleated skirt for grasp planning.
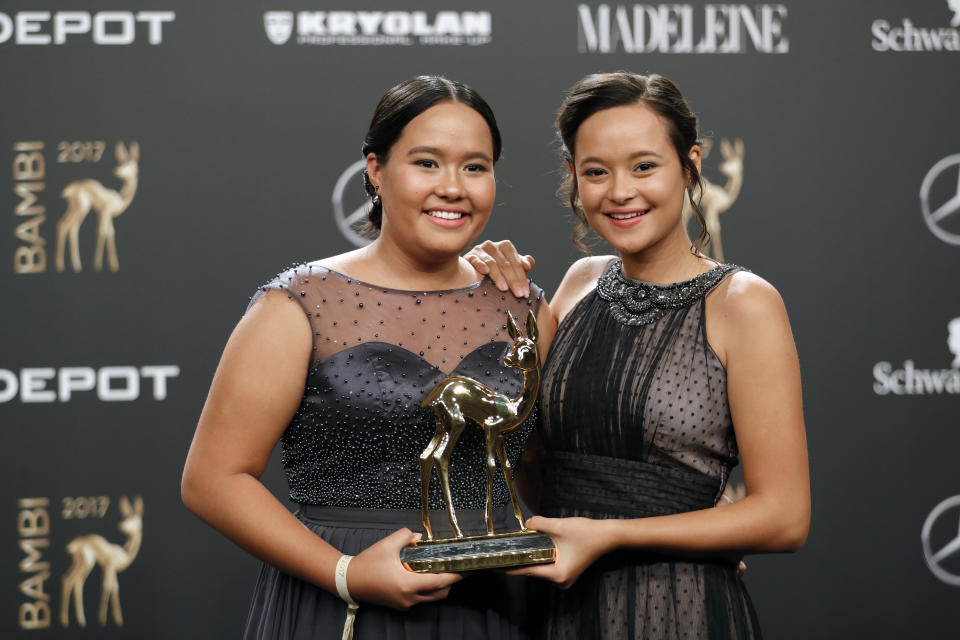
[535,552,762,640]
[243,505,535,640]
[537,453,763,639]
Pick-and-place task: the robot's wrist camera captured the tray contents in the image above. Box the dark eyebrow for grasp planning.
[578,150,663,168]
[407,146,493,163]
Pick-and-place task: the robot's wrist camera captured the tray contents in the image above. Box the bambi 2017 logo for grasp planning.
[18,495,144,630]
[12,140,140,275]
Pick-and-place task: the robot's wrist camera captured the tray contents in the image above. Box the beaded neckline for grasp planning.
[596,259,740,326]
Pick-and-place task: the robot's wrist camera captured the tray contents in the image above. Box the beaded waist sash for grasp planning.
[541,451,721,519]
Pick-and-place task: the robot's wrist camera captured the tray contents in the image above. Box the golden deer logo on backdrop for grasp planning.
[683,138,744,262]
[60,495,143,628]
[55,141,139,272]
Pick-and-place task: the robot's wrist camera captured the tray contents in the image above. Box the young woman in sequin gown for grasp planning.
[465,72,810,639]
[182,76,554,639]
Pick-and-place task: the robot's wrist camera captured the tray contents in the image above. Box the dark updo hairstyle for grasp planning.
[360,75,502,236]
[555,71,708,253]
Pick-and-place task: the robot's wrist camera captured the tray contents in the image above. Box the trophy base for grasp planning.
[400,530,556,573]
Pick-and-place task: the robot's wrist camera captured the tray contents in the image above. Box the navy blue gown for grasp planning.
[242,263,542,640]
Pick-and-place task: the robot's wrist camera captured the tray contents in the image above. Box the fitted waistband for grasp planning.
[541,451,721,518]
[297,504,516,536]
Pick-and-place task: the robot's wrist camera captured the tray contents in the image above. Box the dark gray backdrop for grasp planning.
[3,1,959,637]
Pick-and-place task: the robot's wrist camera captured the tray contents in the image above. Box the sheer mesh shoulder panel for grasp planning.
[267,263,541,374]
[247,265,317,350]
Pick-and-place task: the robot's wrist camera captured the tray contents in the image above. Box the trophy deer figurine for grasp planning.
[418,310,540,541]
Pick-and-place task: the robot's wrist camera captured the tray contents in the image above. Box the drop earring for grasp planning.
[372,185,381,206]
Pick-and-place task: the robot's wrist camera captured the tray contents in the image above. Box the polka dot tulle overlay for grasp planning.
[248,263,544,510]
[538,262,761,639]
[541,261,740,482]
[539,553,761,640]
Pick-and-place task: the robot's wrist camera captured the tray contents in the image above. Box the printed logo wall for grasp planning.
[921,154,960,246]
[872,317,960,395]
[871,152,960,395]
[3,1,960,637]
[0,366,179,403]
[681,137,744,262]
[263,10,491,46]
[872,0,960,52]
[13,141,143,275]
[0,12,174,45]
[575,3,789,53]
[3,7,179,637]
[17,496,145,630]
[332,160,373,248]
[923,495,960,586]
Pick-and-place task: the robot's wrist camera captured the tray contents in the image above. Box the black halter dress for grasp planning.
[536,259,762,640]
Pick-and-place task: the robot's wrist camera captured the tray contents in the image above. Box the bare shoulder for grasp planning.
[706,270,792,365]
[710,270,787,321]
[566,255,614,281]
[552,255,616,322]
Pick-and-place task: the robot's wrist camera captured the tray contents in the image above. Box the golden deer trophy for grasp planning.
[60,496,143,628]
[401,310,555,572]
[55,141,139,272]
[683,137,744,262]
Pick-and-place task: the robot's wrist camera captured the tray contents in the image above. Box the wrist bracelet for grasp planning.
[335,555,359,640]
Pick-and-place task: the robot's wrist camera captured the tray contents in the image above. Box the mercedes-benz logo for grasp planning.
[920,154,960,246]
[332,160,373,248]
[921,495,960,586]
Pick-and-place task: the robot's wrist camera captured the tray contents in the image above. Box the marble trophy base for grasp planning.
[400,530,556,573]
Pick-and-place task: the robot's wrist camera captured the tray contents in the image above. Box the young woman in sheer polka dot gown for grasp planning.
[466,72,810,639]
[182,77,553,639]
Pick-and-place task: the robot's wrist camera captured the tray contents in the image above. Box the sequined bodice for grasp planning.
[249,263,543,509]
[540,259,741,502]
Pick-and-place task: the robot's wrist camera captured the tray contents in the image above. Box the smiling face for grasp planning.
[573,103,700,258]
[366,101,496,264]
